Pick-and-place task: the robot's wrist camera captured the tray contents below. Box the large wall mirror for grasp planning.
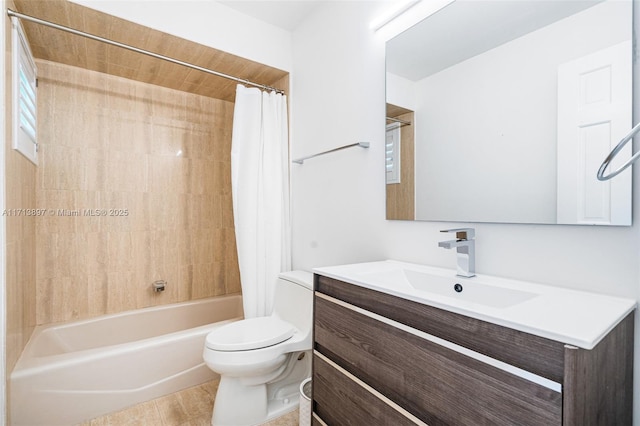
[385,0,633,225]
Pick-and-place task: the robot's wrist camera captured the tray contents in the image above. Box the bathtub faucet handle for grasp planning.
[153,280,166,292]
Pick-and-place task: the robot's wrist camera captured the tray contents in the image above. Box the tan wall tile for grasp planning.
[5,0,37,394]
[34,60,239,325]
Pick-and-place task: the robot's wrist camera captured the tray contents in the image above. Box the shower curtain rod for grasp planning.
[386,116,411,126]
[6,9,285,95]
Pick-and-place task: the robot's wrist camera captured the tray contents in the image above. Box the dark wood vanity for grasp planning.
[310,274,634,425]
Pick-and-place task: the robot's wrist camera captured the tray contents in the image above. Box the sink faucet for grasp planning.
[438,228,475,278]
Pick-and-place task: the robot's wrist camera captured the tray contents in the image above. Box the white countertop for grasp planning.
[313,260,636,350]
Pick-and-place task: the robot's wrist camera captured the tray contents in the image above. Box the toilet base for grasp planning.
[210,351,310,426]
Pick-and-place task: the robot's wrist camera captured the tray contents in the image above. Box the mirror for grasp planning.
[385,0,632,225]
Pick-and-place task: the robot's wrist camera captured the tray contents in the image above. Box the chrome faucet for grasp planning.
[438,228,475,278]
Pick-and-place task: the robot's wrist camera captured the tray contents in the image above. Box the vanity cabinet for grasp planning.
[311,274,634,426]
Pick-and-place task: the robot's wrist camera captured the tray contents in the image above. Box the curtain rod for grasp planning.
[386,116,412,126]
[6,9,285,95]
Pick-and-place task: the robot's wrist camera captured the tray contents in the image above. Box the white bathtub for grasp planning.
[10,295,243,426]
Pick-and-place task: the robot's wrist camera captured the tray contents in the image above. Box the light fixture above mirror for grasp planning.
[372,0,454,41]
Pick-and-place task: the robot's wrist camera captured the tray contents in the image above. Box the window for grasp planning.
[12,18,37,165]
[385,123,401,184]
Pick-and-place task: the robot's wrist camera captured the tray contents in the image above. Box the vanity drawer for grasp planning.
[314,294,562,426]
[313,352,418,426]
[315,275,565,383]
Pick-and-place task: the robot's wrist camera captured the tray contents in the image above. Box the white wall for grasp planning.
[291,1,388,271]
[385,71,415,110]
[291,1,640,423]
[70,0,293,71]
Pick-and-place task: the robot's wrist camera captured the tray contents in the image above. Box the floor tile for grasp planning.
[102,400,163,425]
[176,383,216,418]
[154,392,191,425]
[79,379,299,426]
[262,410,299,426]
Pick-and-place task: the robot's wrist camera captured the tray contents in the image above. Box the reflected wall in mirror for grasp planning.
[385,0,632,225]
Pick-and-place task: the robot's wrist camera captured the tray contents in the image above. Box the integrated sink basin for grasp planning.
[313,260,636,349]
[359,268,537,309]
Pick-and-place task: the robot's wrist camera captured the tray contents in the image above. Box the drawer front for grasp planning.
[313,353,419,426]
[314,294,562,426]
[315,274,565,383]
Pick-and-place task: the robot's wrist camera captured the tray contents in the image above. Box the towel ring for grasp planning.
[597,122,640,181]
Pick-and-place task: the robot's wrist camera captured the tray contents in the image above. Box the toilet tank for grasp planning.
[273,271,313,336]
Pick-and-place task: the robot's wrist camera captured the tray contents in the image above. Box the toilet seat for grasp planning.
[206,316,294,351]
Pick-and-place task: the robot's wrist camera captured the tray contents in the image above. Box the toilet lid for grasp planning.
[206,316,295,351]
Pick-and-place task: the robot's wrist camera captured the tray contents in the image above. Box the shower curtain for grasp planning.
[231,84,291,318]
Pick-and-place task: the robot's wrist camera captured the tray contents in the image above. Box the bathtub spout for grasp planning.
[153,280,166,292]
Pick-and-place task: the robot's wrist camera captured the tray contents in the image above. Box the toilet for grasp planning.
[203,271,313,426]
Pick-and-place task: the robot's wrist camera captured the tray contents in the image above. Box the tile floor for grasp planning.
[78,379,299,426]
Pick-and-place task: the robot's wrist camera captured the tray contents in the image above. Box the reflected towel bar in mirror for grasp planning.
[292,142,370,164]
[597,122,640,181]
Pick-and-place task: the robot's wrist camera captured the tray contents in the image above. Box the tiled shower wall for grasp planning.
[5,0,37,375]
[35,60,241,325]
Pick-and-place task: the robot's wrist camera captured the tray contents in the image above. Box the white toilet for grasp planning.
[203,271,313,426]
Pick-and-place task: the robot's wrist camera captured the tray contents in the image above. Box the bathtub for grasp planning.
[10,295,243,426]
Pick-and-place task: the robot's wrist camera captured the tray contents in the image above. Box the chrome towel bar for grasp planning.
[292,142,370,164]
[597,122,640,181]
